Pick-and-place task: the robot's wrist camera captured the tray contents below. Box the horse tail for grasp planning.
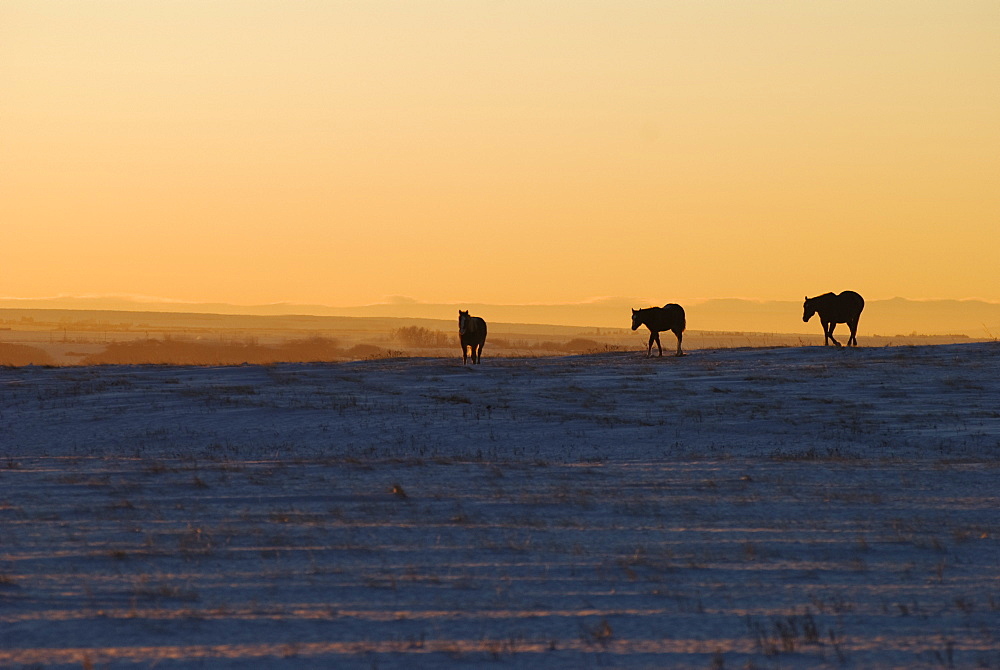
[840,291,865,316]
[665,304,686,332]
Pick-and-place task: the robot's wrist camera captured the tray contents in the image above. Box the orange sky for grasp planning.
[2,1,998,307]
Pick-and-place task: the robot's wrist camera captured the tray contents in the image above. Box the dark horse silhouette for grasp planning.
[458,310,487,364]
[802,291,864,347]
[631,304,686,357]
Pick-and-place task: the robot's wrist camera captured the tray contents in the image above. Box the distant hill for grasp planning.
[1,296,998,337]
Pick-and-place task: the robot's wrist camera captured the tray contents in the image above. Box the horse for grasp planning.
[631,304,686,357]
[802,291,864,347]
[458,310,487,364]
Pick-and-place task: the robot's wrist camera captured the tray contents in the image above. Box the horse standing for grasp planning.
[458,310,487,364]
[631,304,686,357]
[802,291,864,347]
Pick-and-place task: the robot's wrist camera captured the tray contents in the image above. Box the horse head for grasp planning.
[630,308,642,331]
[802,296,816,323]
[458,310,469,335]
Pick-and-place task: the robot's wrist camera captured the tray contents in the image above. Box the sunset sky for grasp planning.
[3,1,998,308]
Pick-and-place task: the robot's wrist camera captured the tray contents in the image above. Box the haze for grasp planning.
[2,2,998,307]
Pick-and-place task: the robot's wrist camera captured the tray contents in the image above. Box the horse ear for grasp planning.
[631,308,636,314]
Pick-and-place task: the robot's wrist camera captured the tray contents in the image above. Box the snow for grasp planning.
[2,343,999,668]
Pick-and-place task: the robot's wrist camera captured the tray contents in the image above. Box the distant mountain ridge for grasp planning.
[1,296,998,337]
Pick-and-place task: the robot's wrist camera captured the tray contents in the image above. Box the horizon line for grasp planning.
[3,294,1000,310]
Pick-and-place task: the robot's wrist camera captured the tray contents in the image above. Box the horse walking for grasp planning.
[631,304,686,357]
[802,291,864,347]
[458,310,487,364]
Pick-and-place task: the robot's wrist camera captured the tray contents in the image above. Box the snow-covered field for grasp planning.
[2,343,999,669]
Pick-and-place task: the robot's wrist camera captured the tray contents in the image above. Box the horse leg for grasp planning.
[848,319,859,346]
[646,333,655,357]
[475,342,483,364]
[826,321,842,348]
[462,343,469,364]
[674,329,684,356]
[654,332,663,357]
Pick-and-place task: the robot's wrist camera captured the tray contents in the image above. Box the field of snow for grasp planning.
[2,343,999,668]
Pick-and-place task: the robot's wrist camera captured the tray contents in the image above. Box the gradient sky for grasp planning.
[3,1,998,307]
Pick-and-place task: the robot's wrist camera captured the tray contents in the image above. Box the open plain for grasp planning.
[2,343,999,668]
